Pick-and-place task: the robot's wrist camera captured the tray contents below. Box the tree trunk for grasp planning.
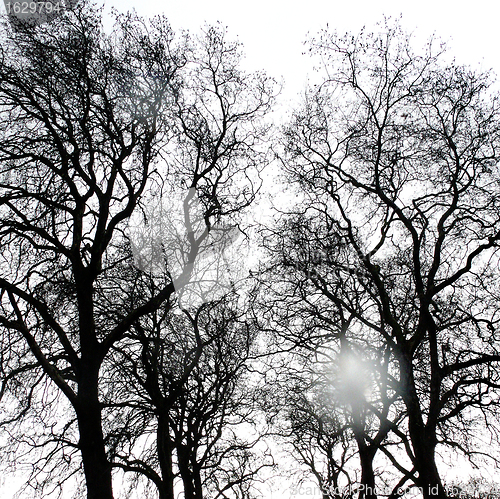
[178,443,202,499]
[408,417,446,499]
[358,447,377,499]
[351,408,377,499]
[399,355,446,499]
[76,350,113,499]
[73,276,114,499]
[193,462,203,499]
[76,398,113,499]
[157,416,176,499]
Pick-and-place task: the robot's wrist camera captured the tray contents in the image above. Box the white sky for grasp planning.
[1,0,499,497]
[101,1,498,495]
[104,0,500,107]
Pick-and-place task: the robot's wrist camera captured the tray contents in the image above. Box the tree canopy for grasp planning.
[1,7,500,499]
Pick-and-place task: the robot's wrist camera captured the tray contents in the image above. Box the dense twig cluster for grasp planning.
[1,6,500,499]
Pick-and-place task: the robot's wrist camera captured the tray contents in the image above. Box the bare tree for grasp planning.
[254,210,418,499]
[276,360,357,499]
[0,5,275,498]
[277,19,500,499]
[106,293,273,499]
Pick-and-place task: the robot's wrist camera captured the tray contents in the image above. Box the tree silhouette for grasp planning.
[256,218,412,499]
[273,20,500,499]
[105,293,273,499]
[0,5,275,498]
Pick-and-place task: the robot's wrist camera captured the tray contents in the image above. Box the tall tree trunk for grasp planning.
[400,355,446,499]
[178,443,202,499]
[351,404,377,499]
[408,416,446,499]
[76,279,114,499]
[358,447,376,499]
[76,386,113,499]
[192,461,203,499]
[157,416,176,499]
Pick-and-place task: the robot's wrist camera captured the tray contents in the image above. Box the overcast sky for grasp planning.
[104,0,500,107]
[0,0,498,497]
[100,3,498,496]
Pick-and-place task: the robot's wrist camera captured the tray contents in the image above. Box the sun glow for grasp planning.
[334,351,373,406]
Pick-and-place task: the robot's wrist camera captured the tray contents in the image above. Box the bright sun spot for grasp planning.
[334,352,372,406]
